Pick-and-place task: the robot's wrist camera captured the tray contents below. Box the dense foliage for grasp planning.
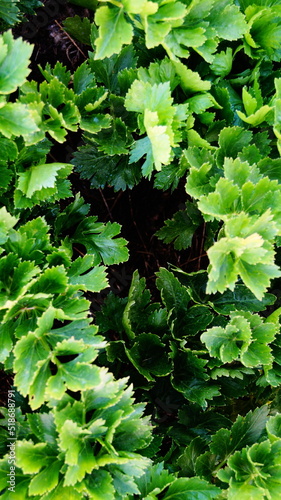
[1,0,281,498]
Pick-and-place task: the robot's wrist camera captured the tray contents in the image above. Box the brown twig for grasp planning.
[54,20,87,60]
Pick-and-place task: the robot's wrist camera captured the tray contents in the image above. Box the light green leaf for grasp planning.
[0,207,18,245]
[173,61,211,94]
[17,163,72,198]
[209,0,247,40]
[94,6,133,60]
[16,440,49,474]
[29,460,61,496]
[14,333,50,396]
[201,315,252,364]
[0,102,39,139]
[211,48,233,77]
[0,30,33,93]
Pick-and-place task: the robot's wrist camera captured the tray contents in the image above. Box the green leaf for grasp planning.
[156,201,202,250]
[72,143,141,191]
[63,15,91,45]
[29,360,52,410]
[72,217,129,266]
[84,470,115,500]
[198,178,240,219]
[95,117,131,155]
[29,460,61,496]
[0,0,20,25]
[0,30,32,93]
[5,216,51,265]
[0,102,39,139]
[40,61,71,86]
[59,419,93,464]
[80,113,111,134]
[125,79,180,173]
[162,477,221,499]
[46,360,102,399]
[73,61,95,96]
[0,206,18,244]
[210,405,269,459]
[17,162,72,198]
[156,268,190,313]
[134,462,175,498]
[171,348,219,408]
[13,333,50,396]
[94,6,133,60]
[201,315,252,364]
[177,437,207,477]
[266,414,281,443]
[125,333,171,381]
[211,48,233,77]
[217,126,252,167]
[68,255,108,293]
[210,284,276,314]
[218,440,281,499]
[16,440,50,474]
[0,136,18,161]
[206,234,281,300]
[173,61,211,94]
[144,1,186,49]
[208,0,247,41]
[122,271,151,340]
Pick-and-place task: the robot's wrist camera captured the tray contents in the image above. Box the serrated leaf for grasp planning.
[63,15,91,45]
[211,48,233,77]
[27,413,57,447]
[125,333,171,381]
[171,348,219,408]
[134,462,174,498]
[0,102,39,139]
[122,271,151,340]
[210,284,276,314]
[156,267,190,313]
[206,234,281,300]
[95,117,131,155]
[0,30,32,93]
[162,477,221,499]
[218,440,281,499]
[13,333,50,396]
[0,0,20,25]
[210,405,269,460]
[209,0,247,41]
[17,163,72,198]
[16,440,49,474]
[72,217,129,266]
[156,201,201,250]
[94,6,133,60]
[68,255,108,293]
[84,470,115,500]
[173,61,211,94]
[201,316,251,364]
[73,143,141,191]
[0,206,18,244]
[217,126,252,167]
[46,361,102,399]
[177,437,207,477]
[28,460,61,496]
